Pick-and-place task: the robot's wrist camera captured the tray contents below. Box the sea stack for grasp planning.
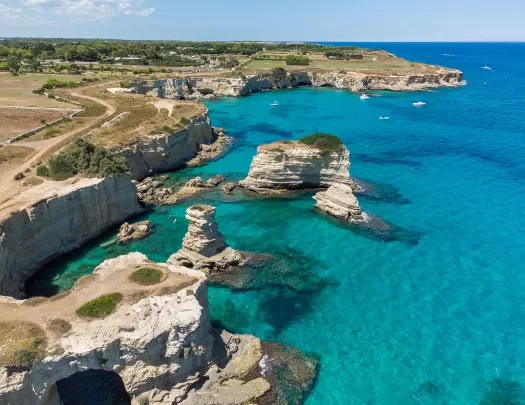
[238,135,356,193]
[169,205,243,271]
[313,183,364,221]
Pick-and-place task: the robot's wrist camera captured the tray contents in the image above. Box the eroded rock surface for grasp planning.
[239,141,355,193]
[313,183,364,221]
[0,175,143,298]
[169,205,243,272]
[117,220,153,244]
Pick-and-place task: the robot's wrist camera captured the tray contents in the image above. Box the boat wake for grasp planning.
[482,66,493,70]
[412,101,426,107]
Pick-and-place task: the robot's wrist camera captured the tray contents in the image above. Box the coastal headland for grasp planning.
[0,40,464,404]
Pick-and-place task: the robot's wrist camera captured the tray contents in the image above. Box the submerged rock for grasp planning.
[169,205,244,272]
[117,220,153,244]
[238,140,357,194]
[313,183,363,221]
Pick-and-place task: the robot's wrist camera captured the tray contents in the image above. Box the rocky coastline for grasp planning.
[0,217,318,405]
[130,68,464,100]
[238,140,357,193]
[0,175,144,299]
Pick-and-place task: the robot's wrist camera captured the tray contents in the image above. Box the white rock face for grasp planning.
[0,175,143,298]
[182,205,227,257]
[130,69,463,99]
[0,253,214,405]
[169,205,243,272]
[313,183,364,221]
[117,112,215,180]
[238,141,354,193]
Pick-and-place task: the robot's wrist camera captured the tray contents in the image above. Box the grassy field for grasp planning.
[241,50,419,73]
[0,73,88,108]
[0,107,77,141]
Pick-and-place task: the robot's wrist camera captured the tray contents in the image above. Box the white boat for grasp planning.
[271,101,279,106]
[482,66,492,70]
[412,101,426,107]
[360,94,370,100]
[379,116,390,120]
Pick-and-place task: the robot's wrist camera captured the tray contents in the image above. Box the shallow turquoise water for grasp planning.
[27,43,525,404]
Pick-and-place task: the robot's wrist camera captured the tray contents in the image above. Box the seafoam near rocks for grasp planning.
[0,175,143,298]
[313,183,364,221]
[169,205,243,272]
[239,141,355,193]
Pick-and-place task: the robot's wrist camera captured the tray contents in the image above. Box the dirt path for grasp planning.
[0,92,115,206]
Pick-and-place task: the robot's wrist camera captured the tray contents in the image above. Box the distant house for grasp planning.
[114,57,141,61]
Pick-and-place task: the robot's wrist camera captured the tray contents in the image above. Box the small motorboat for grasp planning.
[412,101,426,107]
[379,116,390,120]
[271,101,279,106]
[482,66,492,70]
[360,94,370,100]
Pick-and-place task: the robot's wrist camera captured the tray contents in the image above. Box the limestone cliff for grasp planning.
[130,68,463,99]
[238,141,355,193]
[117,111,215,180]
[0,252,318,405]
[169,205,243,272]
[0,175,143,298]
[313,183,364,221]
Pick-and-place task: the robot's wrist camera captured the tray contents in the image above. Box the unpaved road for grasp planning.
[0,92,115,207]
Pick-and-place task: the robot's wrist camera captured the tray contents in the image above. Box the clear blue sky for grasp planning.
[0,0,524,41]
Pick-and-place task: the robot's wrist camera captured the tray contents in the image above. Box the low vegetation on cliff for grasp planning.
[38,137,130,181]
[76,292,123,318]
[0,321,47,368]
[130,267,163,285]
[299,133,343,152]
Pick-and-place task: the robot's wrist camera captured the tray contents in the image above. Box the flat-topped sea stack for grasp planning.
[169,205,243,272]
[0,252,318,405]
[313,183,364,221]
[239,134,356,193]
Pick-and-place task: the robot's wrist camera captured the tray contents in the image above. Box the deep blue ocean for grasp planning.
[28,43,525,404]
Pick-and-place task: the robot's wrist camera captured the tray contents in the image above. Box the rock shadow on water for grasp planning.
[209,249,339,337]
[353,152,423,167]
[316,209,422,246]
[246,122,294,138]
[354,177,412,205]
[479,379,525,405]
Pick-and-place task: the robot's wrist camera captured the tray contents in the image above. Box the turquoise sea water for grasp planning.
[27,43,525,404]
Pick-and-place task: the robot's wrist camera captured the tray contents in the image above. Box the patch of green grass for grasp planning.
[0,321,47,368]
[76,293,123,318]
[179,117,190,125]
[299,133,343,152]
[130,268,163,286]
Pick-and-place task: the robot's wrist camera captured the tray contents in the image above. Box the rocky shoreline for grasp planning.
[130,68,464,100]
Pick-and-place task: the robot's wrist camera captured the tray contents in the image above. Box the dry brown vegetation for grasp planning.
[0,321,47,368]
[0,107,77,141]
[0,145,34,170]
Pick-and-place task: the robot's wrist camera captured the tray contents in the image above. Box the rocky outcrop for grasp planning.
[117,111,215,180]
[239,141,355,193]
[117,220,152,244]
[0,175,143,298]
[169,205,243,272]
[130,68,463,99]
[313,183,364,221]
[0,252,318,405]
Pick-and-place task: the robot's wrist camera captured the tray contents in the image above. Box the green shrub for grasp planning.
[11,337,45,368]
[179,117,190,125]
[130,268,163,285]
[285,55,310,66]
[76,293,123,318]
[299,133,343,152]
[13,172,24,181]
[36,165,50,177]
[271,67,287,81]
[47,138,130,181]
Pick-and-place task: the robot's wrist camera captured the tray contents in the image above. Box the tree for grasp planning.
[285,55,310,66]
[7,55,20,73]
